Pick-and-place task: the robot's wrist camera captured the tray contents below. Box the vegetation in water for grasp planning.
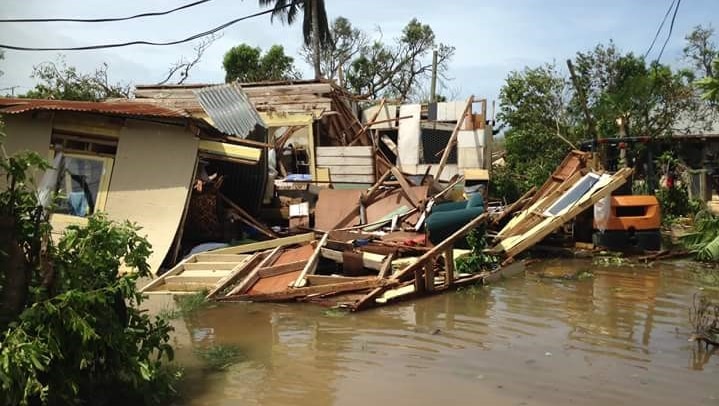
[0,136,179,405]
[682,211,719,262]
[194,344,245,371]
[593,252,630,267]
[456,283,487,298]
[322,307,349,318]
[455,228,499,274]
[160,291,211,320]
[689,293,719,347]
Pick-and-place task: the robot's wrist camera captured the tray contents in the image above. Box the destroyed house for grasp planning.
[0,93,269,274]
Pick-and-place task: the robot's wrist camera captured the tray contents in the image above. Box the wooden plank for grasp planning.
[305,275,373,286]
[391,166,420,208]
[377,253,395,279]
[205,253,262,299]
[424,263,434,292]
[163,281,218,291]
[316,146,373,157]
[198,140,261,162]
[391,213,489,281]
[375,283,415,304]
[224,278,396,302]
[226,247,284,296]
[183,262,244,271]
[328,174,375,183]
[211,232,315,254]
[165,275,226,284]
[319,248,385,271]
[353,287,385,311]
[434,96,473,182]
[293,233,329,288]
[316,165,374,175]
[194,253,251,262]
[445,249,455,287]
[219,193,277,239]
[140,257,191,292]
[257,260,307,278]
[316,156,374,166]
[177,270,232,278]
[498,169,632,258]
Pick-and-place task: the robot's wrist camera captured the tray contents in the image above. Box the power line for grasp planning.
[643,0,676,60]
[655,0,682,63]
[0,0,214,23]
[0,5,292,51]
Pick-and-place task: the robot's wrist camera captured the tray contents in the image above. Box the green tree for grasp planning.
[571,42,695,139]
[345,18,455,101]
[22,56,130,101]
[496,63,574,196]
[223,44,299,83]
[0,131,178,405]
[696,58,719,102]
[684,25,717,78]
[299,16,367,83]
[259,0,331,79]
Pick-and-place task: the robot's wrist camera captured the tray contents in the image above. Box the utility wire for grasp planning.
[0,0,213,23]
[643,0,676,60]
[655,0,681,63]
[0,4,292,51]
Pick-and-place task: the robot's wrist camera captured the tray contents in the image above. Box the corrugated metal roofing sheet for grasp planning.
[0,97,189,118]
[193,83,267,138]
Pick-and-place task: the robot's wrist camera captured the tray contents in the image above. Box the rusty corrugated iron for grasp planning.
[194,83,266,138]
[0,97,189,118]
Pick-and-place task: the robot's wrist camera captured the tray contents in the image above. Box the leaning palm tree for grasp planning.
[259,0,331,80]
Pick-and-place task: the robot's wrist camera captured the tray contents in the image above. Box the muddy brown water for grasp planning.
[152,259,719,406]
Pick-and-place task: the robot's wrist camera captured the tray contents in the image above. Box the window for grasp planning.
[49,132,116,218]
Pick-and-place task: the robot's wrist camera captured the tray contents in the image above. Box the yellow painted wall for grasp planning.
[104,119,199,274]
[1,112,53,188]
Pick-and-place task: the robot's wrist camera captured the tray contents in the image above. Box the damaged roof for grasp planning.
[194,83,266,138]
[0,97,189,119]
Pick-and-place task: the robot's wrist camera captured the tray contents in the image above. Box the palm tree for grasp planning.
[259,0,331,80]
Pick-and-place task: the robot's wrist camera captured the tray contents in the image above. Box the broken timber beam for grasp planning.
[211,233,315,255]
[391,212,489,282]
[223,278,397,302]
[433,95,474,182]
[205,252,263,299]
[225,246,284,296]
[293,233,329,288]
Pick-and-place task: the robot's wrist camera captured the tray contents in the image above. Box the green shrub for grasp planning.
[0,146,179,405]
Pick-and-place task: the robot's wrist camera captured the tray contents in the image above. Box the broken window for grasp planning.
[49,132,116,217]
[544,173,601,217]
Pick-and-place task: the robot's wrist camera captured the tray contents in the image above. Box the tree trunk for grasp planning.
[0,216,29,325]
[311,0,322,79]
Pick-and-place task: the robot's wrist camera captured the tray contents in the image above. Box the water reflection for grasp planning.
[172,260,719,406]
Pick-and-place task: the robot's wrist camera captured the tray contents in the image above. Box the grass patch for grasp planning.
[457,283,487,298]
[159,291,210,320]
[194,344,245,371]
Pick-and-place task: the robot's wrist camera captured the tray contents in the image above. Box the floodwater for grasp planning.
[159,259,719,406]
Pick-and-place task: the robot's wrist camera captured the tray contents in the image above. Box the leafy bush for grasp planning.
[455,228,499,274]
[681,211,719,262]
[194,344,244,371]
[0,145,179,404]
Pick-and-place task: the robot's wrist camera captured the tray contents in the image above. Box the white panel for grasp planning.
[457,129,485,148]
[397,104,421,168]
[362,104,399,129]
[105,119,199,274]
[458,146,484,169]
[436,101,466,121]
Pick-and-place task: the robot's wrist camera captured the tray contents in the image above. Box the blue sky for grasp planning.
[0,0,717,103]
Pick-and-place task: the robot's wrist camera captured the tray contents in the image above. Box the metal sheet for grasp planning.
[194,83,267,138]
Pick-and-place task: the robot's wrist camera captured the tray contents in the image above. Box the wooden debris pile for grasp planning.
[141,150,635,311]
[489,150,634,262]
